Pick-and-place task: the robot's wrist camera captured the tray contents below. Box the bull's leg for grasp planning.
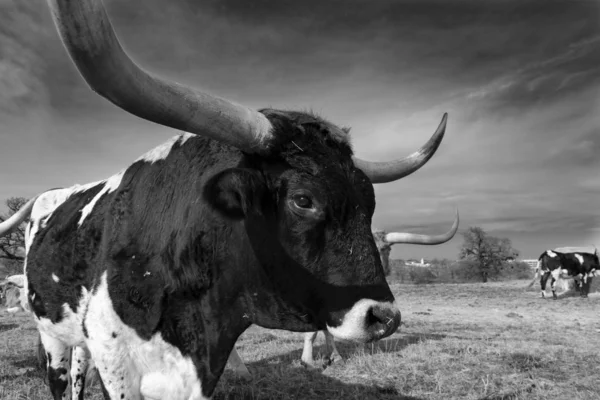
[540,273,550,298]
[581,275,592,298]
[36,333,47,372]
[227,348,252,381]
[551,278,558,299]
[84,286,142,400]
[574,277,582,293]
[324,330,343,364]
[39,331,71,400]
[71,346,91,400]
[550,270,561,300]
[300,331,319,367]
[99,375,111,400]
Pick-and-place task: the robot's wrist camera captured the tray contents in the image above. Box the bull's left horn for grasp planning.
[385,209,459,245]
[46,0,274,153]
[352,113,447,184]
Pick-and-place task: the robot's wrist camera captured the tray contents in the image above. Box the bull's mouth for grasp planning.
[325,299,401,342]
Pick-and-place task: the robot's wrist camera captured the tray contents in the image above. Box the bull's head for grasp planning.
[46,0,457,342]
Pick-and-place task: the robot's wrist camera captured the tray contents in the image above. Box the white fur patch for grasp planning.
[35,288,90,347]
[85,272,205,400]
[135,133,194,164]
[550,269,562,282]
[78,171,125,226]
[546,250,557,258]
[52,273,60,283]
[326,299,399,341]
[71,346,90,397]
[27,187,92,251]
[39,331,71,382]
[6,307,20,313]
[574,254,584,265]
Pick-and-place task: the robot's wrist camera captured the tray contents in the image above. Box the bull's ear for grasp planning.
[204,168,267,219]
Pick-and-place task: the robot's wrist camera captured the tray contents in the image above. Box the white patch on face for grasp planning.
[6,306,20,313]
[326,299,399,341]
[574,254,584,265]
[85,272,205,400]
[52,273,60,283]
[135,133,194,164]
[78,171,125,226]
[546,250,557,258]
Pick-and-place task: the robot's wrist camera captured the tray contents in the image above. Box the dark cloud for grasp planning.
[541,127,600,168]
[0,0,598,260]
[466,35,600,114]
[0,1,53,116]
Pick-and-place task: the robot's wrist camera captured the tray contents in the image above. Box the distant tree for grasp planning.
[458,226,519,283]
[0,197,29,261]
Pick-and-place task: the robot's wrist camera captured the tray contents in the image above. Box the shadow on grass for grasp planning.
[0,323,18,333]
[217,363,425,400]
[214,333,448,400]
[334,332,448,357]
[478,383,536,400]
[0,354,45,380]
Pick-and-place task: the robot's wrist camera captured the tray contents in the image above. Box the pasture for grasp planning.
[1,280,599,400]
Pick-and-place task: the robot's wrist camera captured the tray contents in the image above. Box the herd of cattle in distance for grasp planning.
[0,1,597,399]
[529,247,599,300]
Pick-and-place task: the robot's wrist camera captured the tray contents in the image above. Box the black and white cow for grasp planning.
[227,215,459,378]
[534,249,599,299]
[0,1,457,399]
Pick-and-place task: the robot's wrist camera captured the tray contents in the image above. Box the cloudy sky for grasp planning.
[0,0,598,260]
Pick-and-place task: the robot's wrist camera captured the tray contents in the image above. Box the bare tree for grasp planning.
[458,226,519,283]
[0,197,29,261]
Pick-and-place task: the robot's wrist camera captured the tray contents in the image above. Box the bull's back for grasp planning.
[25,134,241,327]
[26,182,113,323]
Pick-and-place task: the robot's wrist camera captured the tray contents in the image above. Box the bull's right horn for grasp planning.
[353,113,447,184]
[46,0,274,153]
[385,208,459,245]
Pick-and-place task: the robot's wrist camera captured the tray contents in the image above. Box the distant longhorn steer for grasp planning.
[532,250,599,299]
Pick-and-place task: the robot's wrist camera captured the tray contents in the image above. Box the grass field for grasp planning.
[1,280,599,399]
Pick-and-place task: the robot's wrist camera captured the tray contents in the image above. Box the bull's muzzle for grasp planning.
[326,299,401,342]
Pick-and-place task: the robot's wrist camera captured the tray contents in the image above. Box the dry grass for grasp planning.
[1,280,599,399]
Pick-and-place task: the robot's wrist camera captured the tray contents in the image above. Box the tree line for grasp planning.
[0,197,523,283]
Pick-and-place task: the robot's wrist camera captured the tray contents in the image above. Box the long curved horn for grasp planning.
[353,113,447,184]
[46,0,273,153]
[385,208,459,245]
[0,197,37,237]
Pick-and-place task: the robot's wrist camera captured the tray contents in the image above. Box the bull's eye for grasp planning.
[293,194,313,209]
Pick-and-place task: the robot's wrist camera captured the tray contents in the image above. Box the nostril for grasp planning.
[365,306,379,327]
[365,305,401,339]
